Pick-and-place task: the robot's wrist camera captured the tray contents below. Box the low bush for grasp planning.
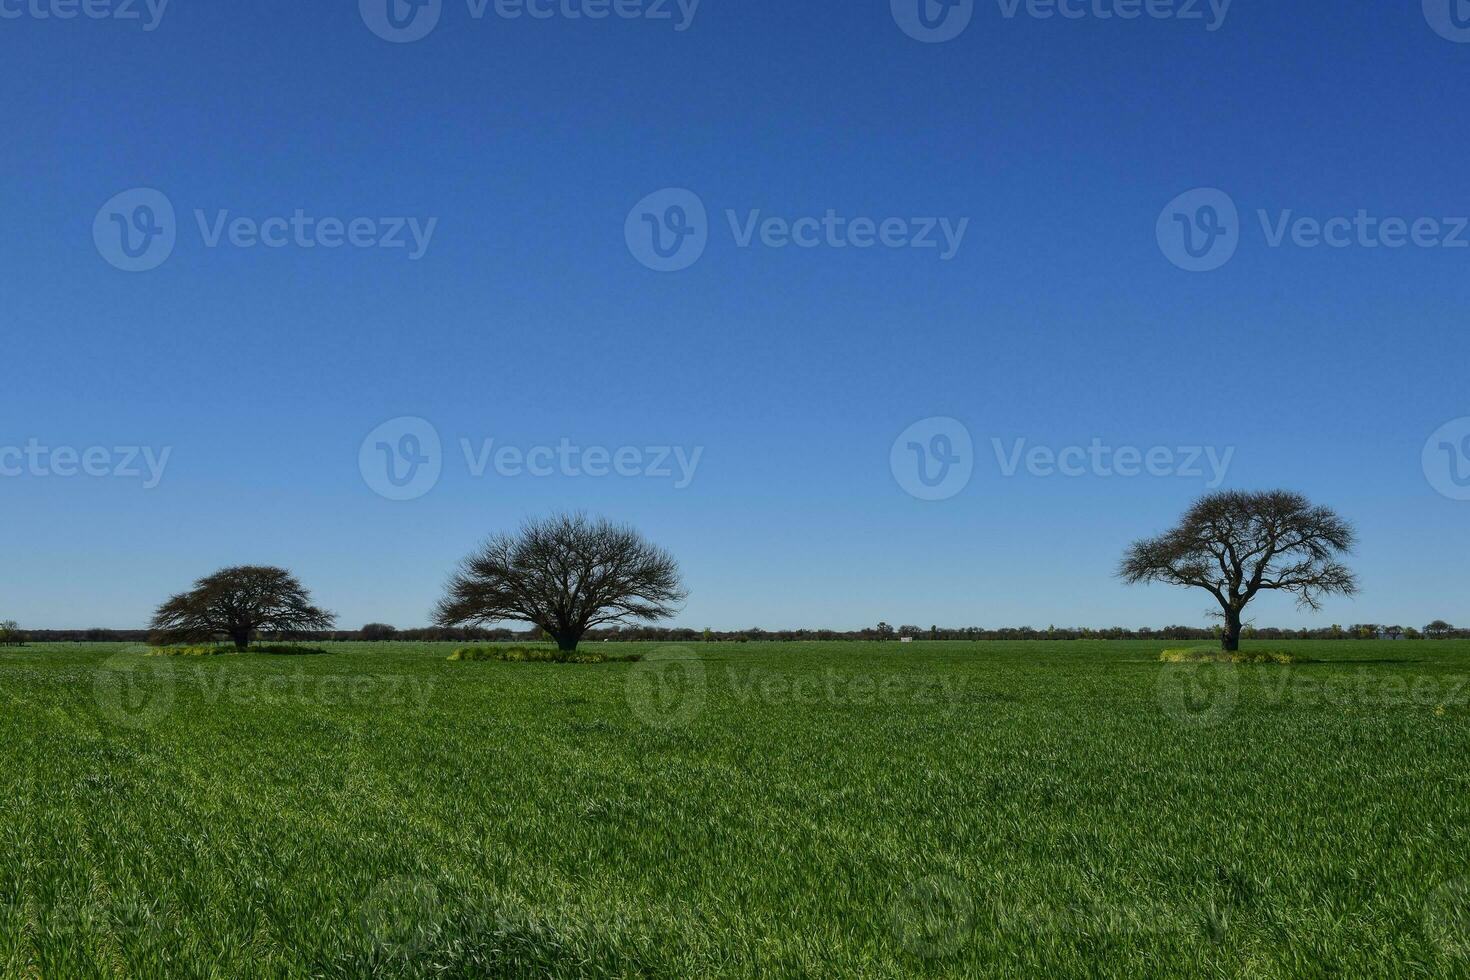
[150,645,234,657]
[448,645,642,665]
[1159,648,1304,664]
[151,644,329,657]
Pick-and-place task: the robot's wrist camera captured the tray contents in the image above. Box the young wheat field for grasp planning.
[2,639,1468,978]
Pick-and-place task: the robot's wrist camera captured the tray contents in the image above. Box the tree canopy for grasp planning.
[1120,490,1357,651]
[150,565,335,650]
[434,513,686,651]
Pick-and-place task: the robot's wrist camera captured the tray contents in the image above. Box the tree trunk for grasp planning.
[554,629,582,652]
[1221,608,1242,652]
[231,629,251,651]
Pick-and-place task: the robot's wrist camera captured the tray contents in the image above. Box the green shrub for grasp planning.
[1159,648,1303,665]
[151,644,328,657]
[448,645,642,665]
[150,645,235,657]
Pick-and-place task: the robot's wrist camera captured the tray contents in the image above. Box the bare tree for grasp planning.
[1119,490,1357,651]
[150,566,336,650]
[434,513,686,651]
[0,620,24,647]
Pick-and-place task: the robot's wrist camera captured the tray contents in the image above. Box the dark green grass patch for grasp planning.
[448,645,643,664]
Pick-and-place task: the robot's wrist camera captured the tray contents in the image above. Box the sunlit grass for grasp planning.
[0,639,1467,976]
[1159,647,1303,664]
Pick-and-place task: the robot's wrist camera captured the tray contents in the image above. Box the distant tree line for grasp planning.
[11,620,1468,644]
[19,625,526,644]
[13,620,1469,644]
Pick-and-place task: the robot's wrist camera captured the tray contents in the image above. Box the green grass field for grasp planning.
[3,639,1469,978]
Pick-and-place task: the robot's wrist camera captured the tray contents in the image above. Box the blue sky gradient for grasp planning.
[3,1,1469,630]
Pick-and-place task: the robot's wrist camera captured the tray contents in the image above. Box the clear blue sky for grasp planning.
[3,1,1468,630]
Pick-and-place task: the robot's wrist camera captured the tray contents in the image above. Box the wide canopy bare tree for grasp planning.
[434,513,686,651]
[1120,490,1357,651]
[150,565,336,649]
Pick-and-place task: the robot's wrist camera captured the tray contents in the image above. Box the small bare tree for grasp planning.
[1120,490,1357,651]
[150,566,336,650]
[434,513,686,652]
